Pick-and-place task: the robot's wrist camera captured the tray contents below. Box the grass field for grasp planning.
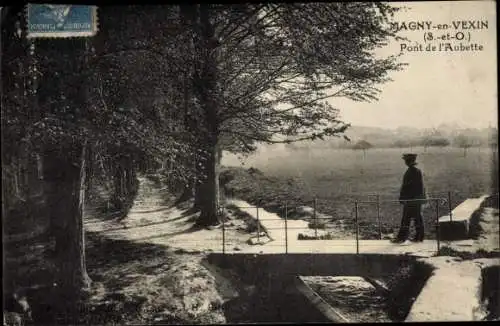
[222,146,498,239]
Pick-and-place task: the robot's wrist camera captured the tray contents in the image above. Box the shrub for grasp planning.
[308,219,327,229]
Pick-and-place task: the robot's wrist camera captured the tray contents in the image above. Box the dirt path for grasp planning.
[79,177,499,324]
[84,179,498,257]
[80,176,254,325]
[85,176,252,252]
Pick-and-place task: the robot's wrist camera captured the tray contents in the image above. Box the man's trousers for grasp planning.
[396,203,424,241]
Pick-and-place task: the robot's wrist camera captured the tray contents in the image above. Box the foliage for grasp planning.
[170,3,407,224]
[210,3,405,148]
[2,6,199,189]
[220,166,314,218]
[91,4,405,157]
[453,133,474,148]
[489,129,498,147]
[420,136,450,147]
[3,3,407,225]
[352,140,373,150]
[391,139,413,148]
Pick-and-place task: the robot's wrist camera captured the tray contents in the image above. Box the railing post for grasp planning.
[376,194,382,240]
[448,191,453,222]
[314,197,318,239]
[285,202,288,254]
[257,206,260,244]
[435,199,440,255]
[355,200,359,254]
[222,205,226,255]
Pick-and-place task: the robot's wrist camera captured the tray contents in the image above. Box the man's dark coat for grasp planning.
[399,165,425,202]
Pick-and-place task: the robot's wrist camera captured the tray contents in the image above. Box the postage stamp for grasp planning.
[26,4,98,38]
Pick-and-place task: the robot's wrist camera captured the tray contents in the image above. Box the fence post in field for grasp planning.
[447,191,453,222]
[285,201,288,254]
[355,200,359,254]
[222,205,225,255]
[256,206,260,244]
[435,199,440,255]
[314,197,318,239]
[376,194,382,240]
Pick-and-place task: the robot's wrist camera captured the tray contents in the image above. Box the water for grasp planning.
[302,276,392,323]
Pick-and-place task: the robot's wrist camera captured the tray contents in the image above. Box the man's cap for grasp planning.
[402,153,417,161]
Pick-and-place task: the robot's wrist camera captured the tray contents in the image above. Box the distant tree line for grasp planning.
[288,128,498,151]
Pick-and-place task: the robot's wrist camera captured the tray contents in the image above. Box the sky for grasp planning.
[332,1,497,130]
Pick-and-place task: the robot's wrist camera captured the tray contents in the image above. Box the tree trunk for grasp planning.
[13,166,19,198]
[217,146,223,165]
[36,153,43,180]
[491,146,498,198]
[43,143,91,297]
[177,185,194,204]
[111,154,137,216]
[112,157,126,210]
[194,152,205,210]
[193,180,204,210]
[112,163,124,210]
[192,3,221,226]
[196,141,221,227]
[190,4,220,226]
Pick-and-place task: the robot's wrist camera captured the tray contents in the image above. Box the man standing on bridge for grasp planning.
[392,153,426,244]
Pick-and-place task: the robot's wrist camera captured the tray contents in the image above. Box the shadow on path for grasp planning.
[77,232,182,324]
[128,224,205,242]
[129,207,172,214]
[86,232,175,281]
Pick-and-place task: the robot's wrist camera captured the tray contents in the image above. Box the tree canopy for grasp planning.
[2,4,408,296]
[353,140,374,150]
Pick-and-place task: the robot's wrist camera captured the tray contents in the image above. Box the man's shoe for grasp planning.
[390,238,405,244]
[401,240,412,246]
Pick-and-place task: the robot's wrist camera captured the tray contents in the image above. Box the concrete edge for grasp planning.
[405,257,491,322]
[469,260,491,321]
[438,195,491,240]
[294,275,350,323]
[403,258,438,322]
[438,194,490,221]
[225,202,275,242]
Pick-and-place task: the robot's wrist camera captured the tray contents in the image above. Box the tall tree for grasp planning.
[91,5,200,191]
[33,37,94,294]
[454,134,473,157]
[2,10,94,309]
[180,3,405,226]
[352,140,373,158]
[1,5,193,304]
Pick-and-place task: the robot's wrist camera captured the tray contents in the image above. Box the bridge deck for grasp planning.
[225,199,481,257]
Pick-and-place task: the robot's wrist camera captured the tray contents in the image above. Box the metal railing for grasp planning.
[353,197,450,255]
[219,193,465,256]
